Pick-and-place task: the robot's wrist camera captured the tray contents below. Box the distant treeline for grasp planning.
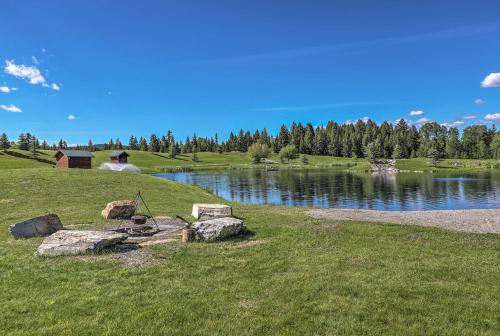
[2,119,499,159]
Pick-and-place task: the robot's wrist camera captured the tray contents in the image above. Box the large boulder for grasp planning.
[9,214,63,239]
[192,203,232,220]
[101,200,136,219]
[192,217,244,242]
[37,230,128,257]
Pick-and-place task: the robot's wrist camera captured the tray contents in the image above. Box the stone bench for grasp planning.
[192,203,232,220]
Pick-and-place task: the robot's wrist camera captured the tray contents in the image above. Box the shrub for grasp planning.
[279,145,298,163]
[248,143,271,164]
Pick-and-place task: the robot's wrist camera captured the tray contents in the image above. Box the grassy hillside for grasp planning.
[0,149,369,172]
[1,149,497,173]
[0,169,499,335]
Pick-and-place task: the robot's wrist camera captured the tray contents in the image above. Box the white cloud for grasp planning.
[474,98,486,105]
[463,115,477,120]
[361,116,370,122]
[67,114,76,120]
[409,110,424,116]
[441,121,465,127]
[416,117,431,124]
[41,48,47,53]
[481,73,500,88]
[0,104,22,112]
[31,56,40,65]
[0,86,17,93]
[5,60,45,84]
[484,113,500,121]
[51,83,60,91]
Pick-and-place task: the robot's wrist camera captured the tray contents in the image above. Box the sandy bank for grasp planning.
[306,208,500,234]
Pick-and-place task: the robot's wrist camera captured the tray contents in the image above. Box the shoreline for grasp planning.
[306,208,500,234]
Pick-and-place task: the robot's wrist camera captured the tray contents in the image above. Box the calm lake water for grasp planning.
[153,169,500,211]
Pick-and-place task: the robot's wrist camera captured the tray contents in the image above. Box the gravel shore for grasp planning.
[306,208,500,234]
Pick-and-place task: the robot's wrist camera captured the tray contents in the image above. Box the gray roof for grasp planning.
[55,150,93,158]
[110,150,129,158]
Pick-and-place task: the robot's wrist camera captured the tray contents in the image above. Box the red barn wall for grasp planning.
[69,157,92,169]
[56,154,69,168]
[56,155,91,169]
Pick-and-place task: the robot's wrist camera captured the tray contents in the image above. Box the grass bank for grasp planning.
[0,168,499,335]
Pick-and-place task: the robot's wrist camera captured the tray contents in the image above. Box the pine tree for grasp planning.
[139,137,148,151]
[0,133,10,150]
[88,140,94,152]
[148,134,160,152]
[169,140,176,159]
[17,133,29,150]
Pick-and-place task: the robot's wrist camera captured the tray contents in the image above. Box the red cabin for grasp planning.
[55,150,93,169]
[110,151,129,164]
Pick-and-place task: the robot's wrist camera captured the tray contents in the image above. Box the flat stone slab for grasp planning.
[9,214,63,239]
[101,200,136,219]
[192,203,232,220]
[192,217,244,242]
[37,230,128,257]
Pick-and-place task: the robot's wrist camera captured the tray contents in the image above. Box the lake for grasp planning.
[153,169,500,211]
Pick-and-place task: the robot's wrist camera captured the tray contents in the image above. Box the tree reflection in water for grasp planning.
[154,169,499,211]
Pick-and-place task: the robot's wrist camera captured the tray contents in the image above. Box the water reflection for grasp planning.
[153,169,500,211]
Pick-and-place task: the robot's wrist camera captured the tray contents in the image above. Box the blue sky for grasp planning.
[0,0,499,144]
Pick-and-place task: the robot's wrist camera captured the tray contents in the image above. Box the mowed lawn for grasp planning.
[0,168,499,335]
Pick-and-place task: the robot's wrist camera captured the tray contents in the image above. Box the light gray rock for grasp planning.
[192,217,244,242]
[9,214,63,239]
[191,203,232,220]
[37,230,128,257]
[101,200,136,219]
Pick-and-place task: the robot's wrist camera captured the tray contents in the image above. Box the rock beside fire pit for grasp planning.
[9,214,63,239]
[192,203,232,220]
[192,217,244,242]
[101,200,136,219]
[37,230,128,257]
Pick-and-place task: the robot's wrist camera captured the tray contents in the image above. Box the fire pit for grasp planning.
[131,215,147,225]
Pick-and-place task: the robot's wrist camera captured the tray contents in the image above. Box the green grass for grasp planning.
[397,158,500,172]
[0,149,369,173]
[1,168,499,335]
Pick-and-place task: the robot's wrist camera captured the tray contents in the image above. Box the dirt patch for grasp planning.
[306,208,500,234]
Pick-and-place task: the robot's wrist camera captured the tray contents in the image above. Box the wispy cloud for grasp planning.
[0,104,22,113]
[0,86,17,93]
[31,56,40,65]
[474,98,486,105]
[409,110,424,116]
[481,73,500,88]
[193,22,500,64]
[462,115,477,120]
[441,120,465,127]
[4,60,61,91]
[484,113,500,121]
[415,117,431,125]
[253,101,381,112]
[67,114,76,120]
[5,60,45,84]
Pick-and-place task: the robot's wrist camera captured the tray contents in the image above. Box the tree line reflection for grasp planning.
[158,170,499,211]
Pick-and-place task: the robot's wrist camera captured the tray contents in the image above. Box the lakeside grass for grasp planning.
[1,149,497,173]
[0,168,499,335]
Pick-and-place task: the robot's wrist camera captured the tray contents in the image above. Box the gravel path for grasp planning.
[306,208,500,234]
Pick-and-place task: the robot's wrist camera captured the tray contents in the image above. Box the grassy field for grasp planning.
[0,149,369,172]
[1,168,499,335]
[396,158,500,172]
[1,149,498,173]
